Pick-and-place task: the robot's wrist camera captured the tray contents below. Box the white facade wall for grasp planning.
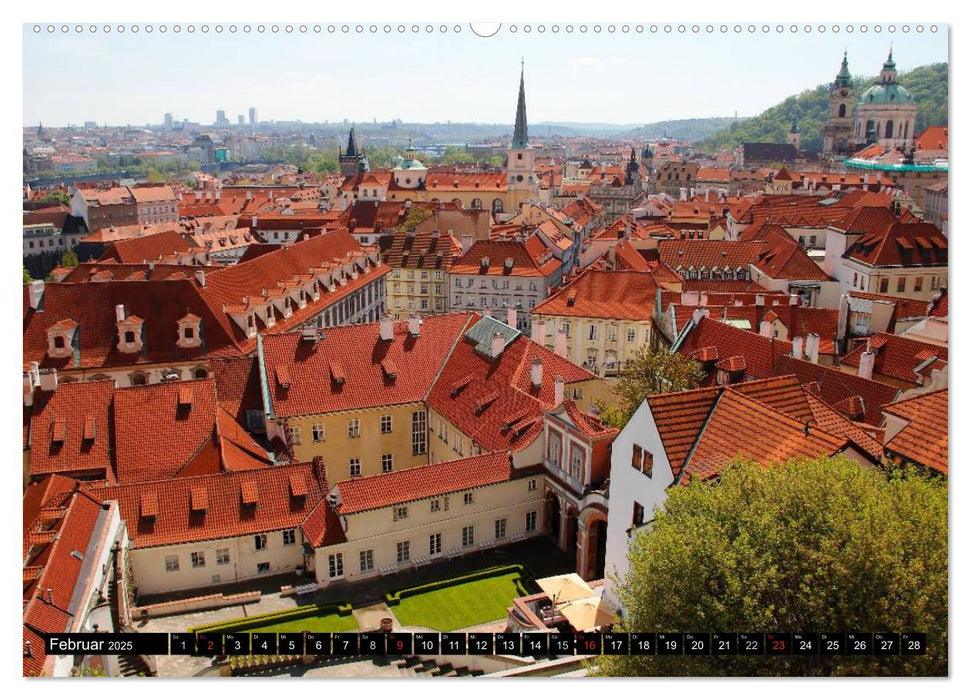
[129,528,305,596]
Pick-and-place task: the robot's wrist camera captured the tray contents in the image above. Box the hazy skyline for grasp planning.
[23,25,947,127]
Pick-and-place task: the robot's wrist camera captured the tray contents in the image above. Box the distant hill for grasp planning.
[698,63,948,153]
[625,117,743,141]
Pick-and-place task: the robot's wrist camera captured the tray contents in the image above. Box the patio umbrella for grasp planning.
[535,573,596,604]
[557,595,615,632]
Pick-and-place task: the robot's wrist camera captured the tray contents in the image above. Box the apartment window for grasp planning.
[931,276,940,290]
[528,478,537,491]
[380,414,393,434]
[312,423,326,442]
[257,562,270,574]
[879,278,889,293]
[632,443,654,477]
[897,277,906,293]
[607,325,617,342]
[287,425,301,446]
[191,551,206,568]
[347,418,360,438]
[853,272,858,287]
[394,506,409,521]
[164,555,180,572]
[328,553,344,578]
[462,525,475,547]
[359,549,374,573]
[495,518,507,540]
[525,511,538,532]
[564,322,571,338]
[914,277,923,292]
[809,235,817,247]
[216,548,230,565]
[429,533,442,556]
[382,453,394,473]
[430,498,441,513]
[283,529,297,546]
[627,328,636,343]
[254,534,268,551]
[396,541,410,563]
[547,430,562,468]
[633,502,645,526]
[412,410,427,455]
[464,492,474,505]
[570,446,584,482]
[349,458,361,477]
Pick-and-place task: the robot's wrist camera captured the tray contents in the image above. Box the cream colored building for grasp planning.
[313,453,546,587]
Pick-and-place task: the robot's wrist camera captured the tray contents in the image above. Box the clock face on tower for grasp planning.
[839,89,848,97]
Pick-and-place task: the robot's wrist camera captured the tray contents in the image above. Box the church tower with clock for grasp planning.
[822,51,855,155]
[506,62,538,212]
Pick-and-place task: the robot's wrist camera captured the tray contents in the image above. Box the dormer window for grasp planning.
[46,319,78,358]
[177,314,202,349]
[117,315,144,354]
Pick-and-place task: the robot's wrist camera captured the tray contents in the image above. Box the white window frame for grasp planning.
[347,418,360,438]
[360,549,374,573]
[191,551,206,568]
[312,423,326,442]
[165,555,180,572]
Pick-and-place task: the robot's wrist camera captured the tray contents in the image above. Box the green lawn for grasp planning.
[392,571,530,631]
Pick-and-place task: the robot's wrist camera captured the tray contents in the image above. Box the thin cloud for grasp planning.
[567,56,607,67]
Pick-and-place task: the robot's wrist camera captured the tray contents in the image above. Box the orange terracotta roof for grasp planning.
[28,381,114,480]
[676,316,792,383]
[881,389,948,475]
[92,462,329,548]
[752,230,831,281]
[451,235,560,278]
[658,239,765,271]
[532,269,657,320]
[840,333,948,385]
[337,452,513,514]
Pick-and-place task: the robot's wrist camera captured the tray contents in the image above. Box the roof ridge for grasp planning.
[672,387,726,486]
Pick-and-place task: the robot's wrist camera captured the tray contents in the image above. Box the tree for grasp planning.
[593,457,947,677]
[23,267,32,284]
[60,250,79,267]
[37,190,70,206]
[594,346,705,428]
[395,205,433,233]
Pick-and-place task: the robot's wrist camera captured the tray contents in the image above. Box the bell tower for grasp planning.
[821,51,855,155]
[506,61,537,211]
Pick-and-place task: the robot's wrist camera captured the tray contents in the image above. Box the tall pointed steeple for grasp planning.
[880,45,898,84]
[345,127,359,157]
[511,61,529,149]
[835,50,852,87]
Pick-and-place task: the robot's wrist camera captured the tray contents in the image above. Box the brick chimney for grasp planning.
[491,332,505,359]
[791,336,803,359]
[554,375,565,407]
[531,357,543,388]
[554,327,568,358]
[379,314,394,341]
[759,320,772,337]
[506,306,517,329]
[858,349,875,380]
[805,333,820,364]
[408,313,421,337]
[28,280,45,310]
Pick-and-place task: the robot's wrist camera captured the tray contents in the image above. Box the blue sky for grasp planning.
[22,24,948,126]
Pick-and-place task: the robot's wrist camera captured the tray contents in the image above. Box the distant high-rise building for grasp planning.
[164,112,174,130]
[238,114,245,125]
[249,107,258,125]
[84,121,97,130]
[216,110,228,126]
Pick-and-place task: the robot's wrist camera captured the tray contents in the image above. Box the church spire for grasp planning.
[511,61,529,149]
[345,127,358,157]
[835,49,852,88]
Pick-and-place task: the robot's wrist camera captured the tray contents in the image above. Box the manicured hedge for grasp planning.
[384,564,536,607]
[190,601,353,634]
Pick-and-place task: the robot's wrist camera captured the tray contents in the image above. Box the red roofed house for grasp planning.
[880,389,948,476]
[839,332,948,391]
[602,376,879,612]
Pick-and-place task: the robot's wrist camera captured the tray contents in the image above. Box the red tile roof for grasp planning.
[658,239,765,271]
[28,381,114,480]
[379,229,461,270]
[92,462,329,548]
[676,316,792,382]
[113,379,221,484]
[98,230,195,264]
[752,230,831,281]
[881,389,948,475]
[843,222,947,267]
[451,235,560,278]
[771,355,900,425]
[337,452,513,514]
[261,314,475,418]
[532,270,657,320]
[840,333,948,385]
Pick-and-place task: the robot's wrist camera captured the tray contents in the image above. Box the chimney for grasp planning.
[408,313,421,337]
[680,290,700,307]
[699,292,708,307]
[530,317,544,343]
[755,293,766,307]
[115,304,125,323]
[28,280,45,310]
[692,308,710,324]
[246,190,253,200]
[461,234,473,254]
[23,373,34,407]
[858,350,875,380]
[679,187,688,201]
[789,293,800,307]
[490,332,506,359]
[759,320,772,337]
[506,306,517,329]
[554,327,568,358]
[802,176,809,189]
[195,269,206,287]
[805,333,820,364]
[553,375,565,407]
[38,368,58,392]
[379,314,394,341]
[791,336,804,359]
[531,357,543,388]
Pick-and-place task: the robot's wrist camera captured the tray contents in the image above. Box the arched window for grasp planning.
[471,198,482,210]
[451,198,462,208]
[194,368,208,379]
[885,120,895,139]
[492,198,504,213]
[838,103,847,118]
[903,122,909,139]
[130,372,148,386]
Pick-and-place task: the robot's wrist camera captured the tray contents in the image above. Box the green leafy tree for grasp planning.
[60,249,79,267]
[594,346,704,428]
[593,457,947,677]
[36,190,70,206]
[23,267,32,283]
[395,205,433,233]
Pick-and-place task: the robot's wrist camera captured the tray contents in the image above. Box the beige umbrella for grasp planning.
[535,573,596,604]
[557,595,616,631]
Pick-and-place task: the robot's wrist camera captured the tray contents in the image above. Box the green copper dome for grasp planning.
[859,82,915,105]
